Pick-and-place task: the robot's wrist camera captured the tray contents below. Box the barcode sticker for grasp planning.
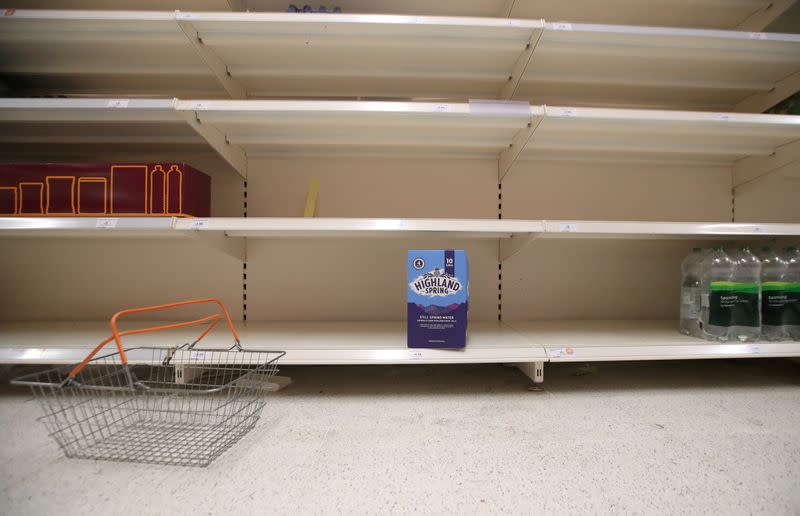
[409,350,424,360]
[749,32,767,40]
[106,99,129,108]
[551,23,573,31]
[559,222,577,232]
[95,218,118,229]
[558,107,576,117]
[189,218,209,230]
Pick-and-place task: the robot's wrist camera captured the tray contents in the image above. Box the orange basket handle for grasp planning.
[67,298,240,381]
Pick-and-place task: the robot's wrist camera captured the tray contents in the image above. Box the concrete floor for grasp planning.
[1,359,799,515]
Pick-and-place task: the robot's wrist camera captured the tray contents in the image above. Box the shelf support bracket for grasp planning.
[734,70,800,114]
[498,114,544,182]
[499,232,540,262]
[176,16,247,99]
[735,0,797,31]
[500,0,517,17]
[517,362,545,384]
[501,27,543,100]
[178,110,248,179]
[189,231,246,262]
[733,138,800,188]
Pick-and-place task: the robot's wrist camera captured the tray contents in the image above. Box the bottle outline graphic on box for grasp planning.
[0,163,210,217]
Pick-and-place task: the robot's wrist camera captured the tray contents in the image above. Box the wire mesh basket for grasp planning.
[12,299,285,468]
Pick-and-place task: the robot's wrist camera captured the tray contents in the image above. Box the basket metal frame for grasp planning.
[11,298,285,467]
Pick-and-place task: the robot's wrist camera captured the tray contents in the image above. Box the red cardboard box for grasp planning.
[0,163,210,217]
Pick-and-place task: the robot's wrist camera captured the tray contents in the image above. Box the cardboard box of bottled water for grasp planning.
[407,250,469,348]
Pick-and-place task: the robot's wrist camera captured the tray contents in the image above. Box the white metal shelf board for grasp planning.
[506,320,800,361]
[0,217,177,237]
[0,97,201,148]
[540,220,800,239]
[517,23,800,110]
[6,1,787,31]
[175,100,536,158]
[0,320,546,365]
[518,106,800,166]
[180,12,544,100]
[174,217,545,238]
[2,10,798,110]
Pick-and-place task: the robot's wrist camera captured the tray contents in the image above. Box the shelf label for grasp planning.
[95,218,118,229]
[408,350,425,360]
[551,22,573,31]
[434,104,449,113]
[469,99,530,117]
[106,99,130,109]
[750,225,764,233]
[718,114,733,122]
[557,107,576,117]
[749,32,767,40]
[189,218,210,230]
[559,222,577,233]
[190,102,209,111]
[549,347,575,358]
[747,344,761,354]
[190,351,207,360]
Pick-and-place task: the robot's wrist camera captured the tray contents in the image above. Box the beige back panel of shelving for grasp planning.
[734,162,800,223]
[502,160,734,321]
[0,238,244,321]
[245,157,499,321]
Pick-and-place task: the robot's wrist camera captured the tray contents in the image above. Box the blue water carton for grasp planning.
[407,250,469,348]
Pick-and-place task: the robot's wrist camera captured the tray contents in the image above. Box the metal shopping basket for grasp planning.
[12,298,285,468]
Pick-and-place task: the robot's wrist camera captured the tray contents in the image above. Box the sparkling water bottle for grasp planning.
[784,247,800,341]
[679,247,703,337]
[760,246,788,341]
[727,246,761,342]
[701,247,734,341]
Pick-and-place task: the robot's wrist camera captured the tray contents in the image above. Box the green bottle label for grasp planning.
[709,282,759,327]
[784,283,800,326]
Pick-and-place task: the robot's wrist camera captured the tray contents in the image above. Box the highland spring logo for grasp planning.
[409,267,463,297]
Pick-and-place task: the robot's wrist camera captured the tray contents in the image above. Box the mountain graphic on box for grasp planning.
[415,303,462,315]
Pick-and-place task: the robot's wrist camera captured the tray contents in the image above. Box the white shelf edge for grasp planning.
[540,220,800,238]
[2,218,798,240]
[0,320,546,365]
[505,320,800,363]
[544,342,800,362]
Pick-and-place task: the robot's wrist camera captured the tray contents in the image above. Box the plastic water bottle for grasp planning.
[760,246,788,341]
[679,247,703,337]
[333,6,342,12]
[728,246,761,342]
[785,247,800,340]
[302,4,312,12]
[318,5,328,12]
[287,4,299,12]
[701,246,735,341]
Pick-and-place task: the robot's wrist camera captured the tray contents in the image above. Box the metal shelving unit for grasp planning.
[1,4,799,383]
[2,10,799,111]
